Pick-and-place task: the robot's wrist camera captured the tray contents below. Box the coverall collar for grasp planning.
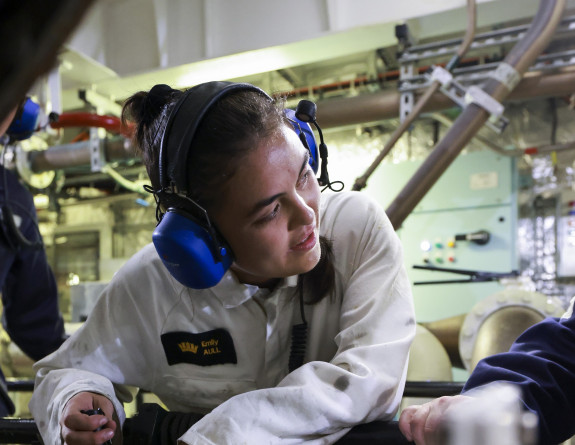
[211,270,298,308]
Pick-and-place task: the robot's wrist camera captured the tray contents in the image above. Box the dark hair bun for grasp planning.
[141,84,175,126]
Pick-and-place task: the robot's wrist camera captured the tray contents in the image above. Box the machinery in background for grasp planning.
[364,149,570,383]
[458,288,565,372]
[401,324,453,411]
[366,149,520,322]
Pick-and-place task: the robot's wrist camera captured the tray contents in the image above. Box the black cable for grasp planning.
[159,412,204,443]
[549,97,558,146]
[311,126,344,192]
[288,284,308,373]
[0,144,16,251]
[0,143,43,251]
[321,181,344,193]
[294,101,344,193]
[313,130,344,192]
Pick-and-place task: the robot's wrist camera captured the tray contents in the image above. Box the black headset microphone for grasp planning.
[294,100,330,187]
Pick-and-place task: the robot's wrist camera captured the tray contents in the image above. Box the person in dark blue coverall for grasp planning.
[0,104,65,416]
[398,299,575,445]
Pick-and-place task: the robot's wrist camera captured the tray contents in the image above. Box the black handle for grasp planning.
[454,230,490,245]
[0,418,41,444]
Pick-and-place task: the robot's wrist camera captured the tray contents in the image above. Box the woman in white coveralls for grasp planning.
[30,81,416,445]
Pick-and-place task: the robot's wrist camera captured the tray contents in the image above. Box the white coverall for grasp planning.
[30,191,416,444]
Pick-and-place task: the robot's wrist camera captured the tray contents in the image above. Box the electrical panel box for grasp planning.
[363,150,517,322]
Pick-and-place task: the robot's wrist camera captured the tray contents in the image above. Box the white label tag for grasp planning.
[470,172,499,190]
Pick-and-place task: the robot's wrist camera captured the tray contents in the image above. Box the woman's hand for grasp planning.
[60,392,118,444]
[398,395,471,445]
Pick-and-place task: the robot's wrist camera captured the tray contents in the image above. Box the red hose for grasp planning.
[50,112,134,137]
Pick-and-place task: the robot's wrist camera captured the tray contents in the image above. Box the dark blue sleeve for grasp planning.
[462,307,575,445]
[0,168,65,361]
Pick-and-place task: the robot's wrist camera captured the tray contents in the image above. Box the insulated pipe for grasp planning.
[451,0,478,68]
[386,0,566,230]
[352,0,477,191]
[316,67,575,129]
[25,68,575,174]
[28,138,134,173]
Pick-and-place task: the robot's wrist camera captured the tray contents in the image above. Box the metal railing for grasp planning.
[0,380,467,444]
[0,403,415,445]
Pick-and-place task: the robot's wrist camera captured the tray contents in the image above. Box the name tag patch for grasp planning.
[161,329,237,366]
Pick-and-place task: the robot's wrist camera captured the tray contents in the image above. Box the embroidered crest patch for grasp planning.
[161,329,237,366]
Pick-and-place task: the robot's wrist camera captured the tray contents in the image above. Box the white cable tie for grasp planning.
[488,62,521,91]
[431,66,453,87]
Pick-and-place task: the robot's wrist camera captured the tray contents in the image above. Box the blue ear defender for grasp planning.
[6,98,40,141]
[153,207,233,289]
[152,82,265,289]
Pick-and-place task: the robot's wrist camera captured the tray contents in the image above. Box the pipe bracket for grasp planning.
[89,128,105,172]
[428,66,509,134]
[464,86,509,133]
[488,62,522,91]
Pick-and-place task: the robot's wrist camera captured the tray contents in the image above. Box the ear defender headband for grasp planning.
[152,81,324,289]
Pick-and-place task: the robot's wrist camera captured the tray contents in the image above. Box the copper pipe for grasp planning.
[457,0,478,60]
[430,112,521,157]
[351,81,442,191]
[352,0,477,191]
[275,55,483,100]
[386,0,567,230]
